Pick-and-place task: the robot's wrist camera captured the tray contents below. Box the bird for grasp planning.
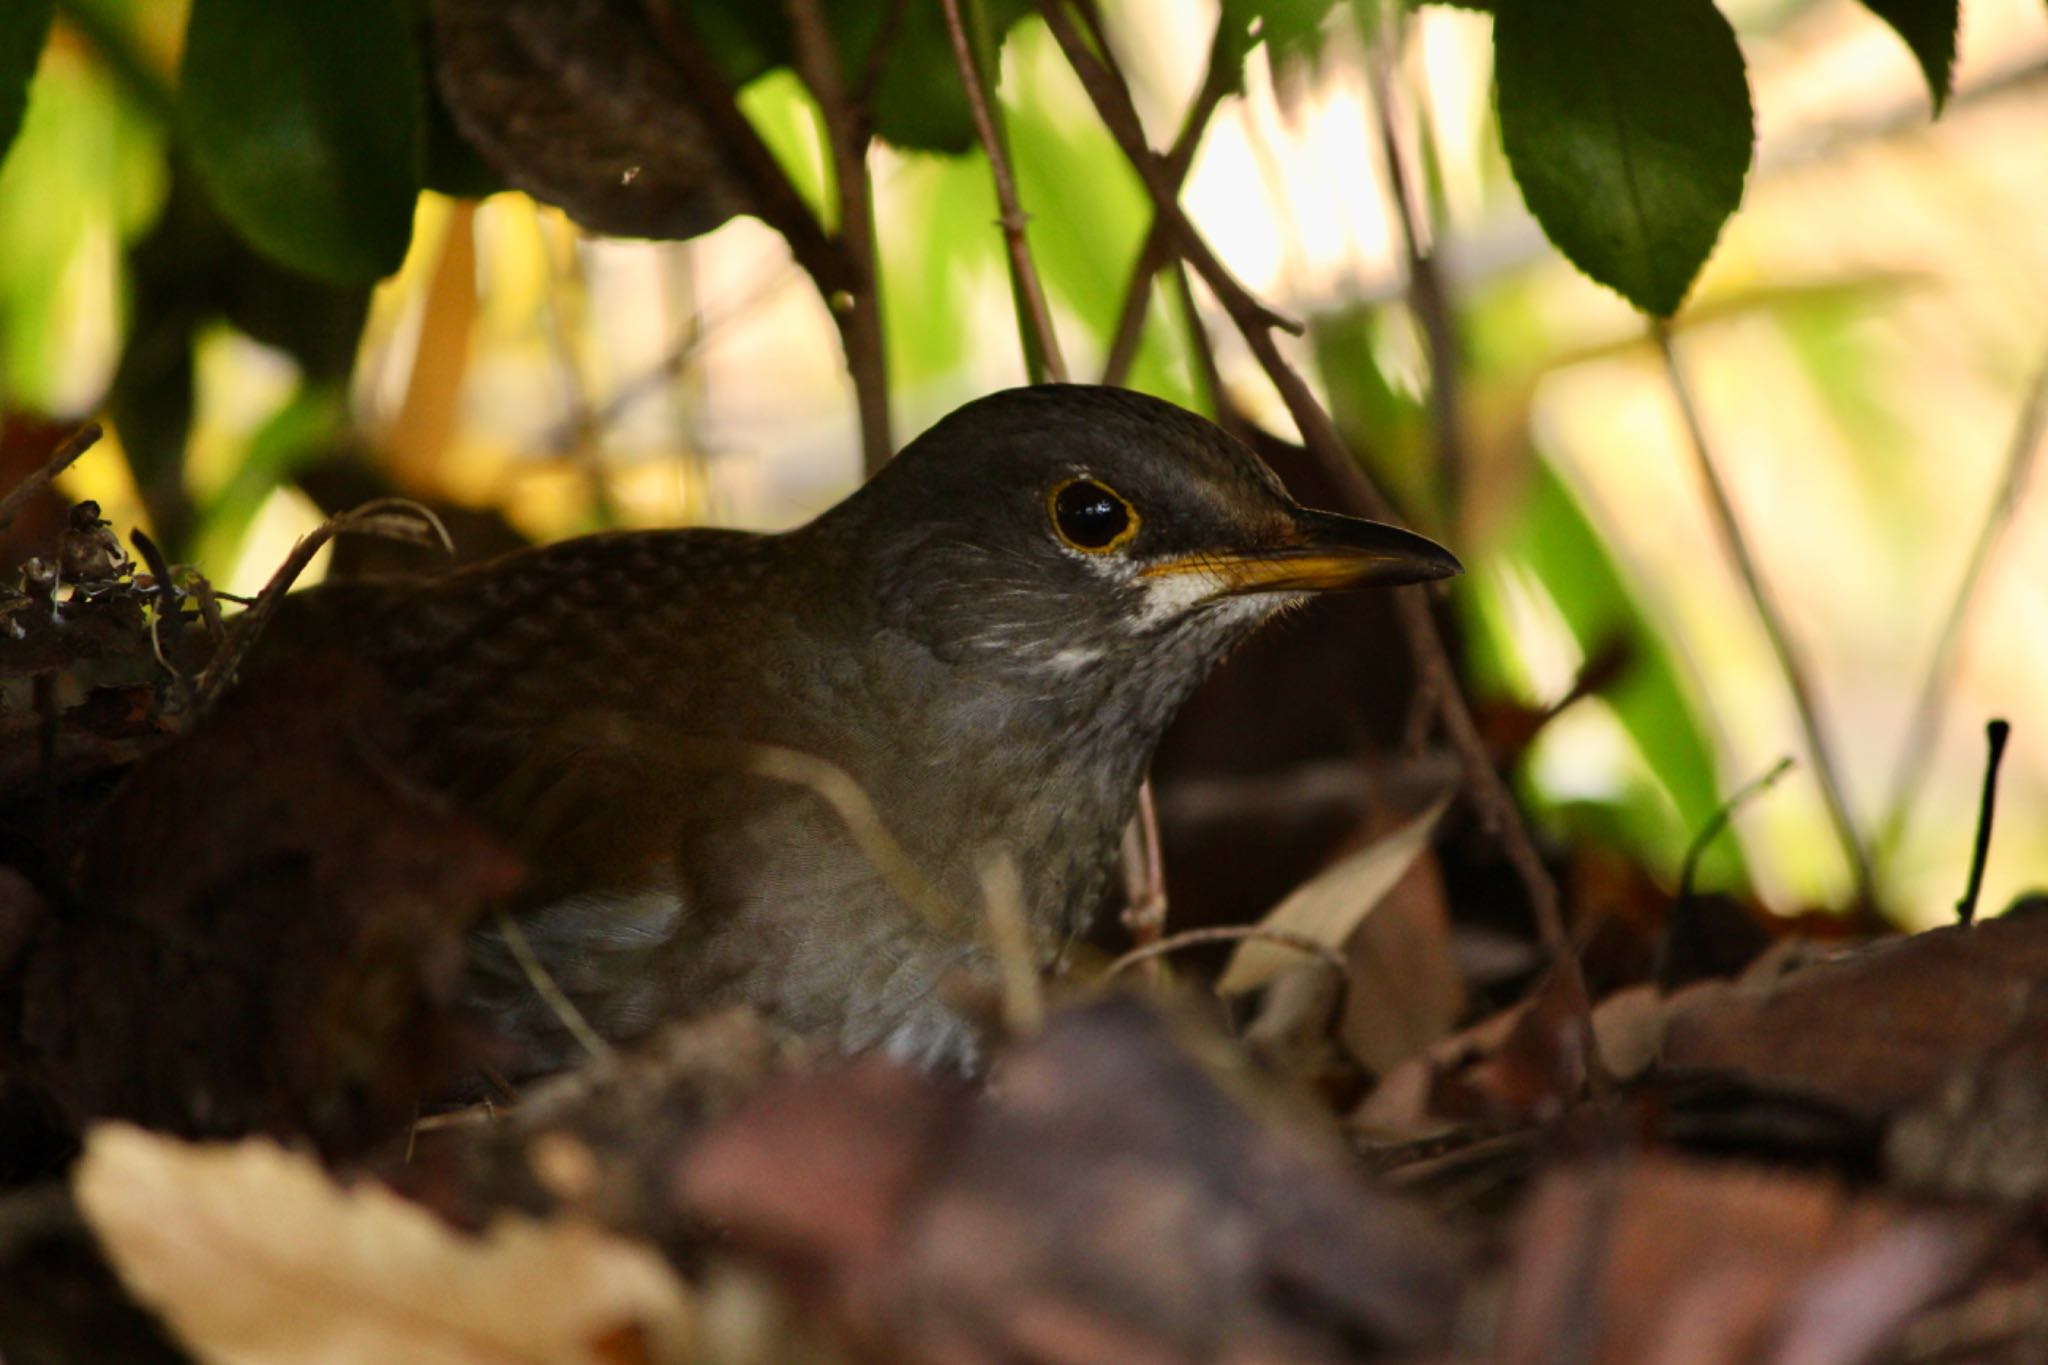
[252,384,1460,1076]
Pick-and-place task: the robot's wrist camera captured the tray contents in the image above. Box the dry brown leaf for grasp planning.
[1218,795,1450,996]
[74,1123,690,1365]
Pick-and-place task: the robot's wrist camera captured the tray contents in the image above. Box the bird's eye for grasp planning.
[1049,478,1139,553]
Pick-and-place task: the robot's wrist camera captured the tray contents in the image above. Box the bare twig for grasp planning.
[1365,27,1463,517]
[1878,349,2048,868]
[495,909,614,1061]
[1040,0,1604,1092]
[1119,782,1168,952]
[1654,323,1876,912]
[941,0,1068,382]
[128,528,193,709]
[1679,755,1795,902]
[1100,17,1240,387]
[192,498,453,716]
[785,0,894,471]
[1039,0,1299,337]
[0,421,103,531]
[1955,720,2012,926]
[978,851,1047,1036]
[639,0,891,469]
[637,0,848,296]
[1105,924,1347,980]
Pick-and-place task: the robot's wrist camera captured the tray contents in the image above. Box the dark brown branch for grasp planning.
[637,0,847,297]
[193,500,453,717]
[1100,17,1240,387]
[1654,323,1876,913]
[0,422,103,531]
[1038,1,1299,340]
[785,0,892,472]
[940,0,1068,382]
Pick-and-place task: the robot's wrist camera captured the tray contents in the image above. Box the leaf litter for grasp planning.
[3,436,2048,1363]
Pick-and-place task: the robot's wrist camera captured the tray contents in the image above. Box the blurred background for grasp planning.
[3,0,2045,931]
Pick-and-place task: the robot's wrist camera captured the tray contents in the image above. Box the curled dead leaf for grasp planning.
[74,1123,691,1365]
[1218,794,1450,996]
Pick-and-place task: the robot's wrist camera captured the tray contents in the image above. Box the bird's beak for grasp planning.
[1142,509,1462,599]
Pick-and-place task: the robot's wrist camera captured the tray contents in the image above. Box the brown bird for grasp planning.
[256,385,1458,1074]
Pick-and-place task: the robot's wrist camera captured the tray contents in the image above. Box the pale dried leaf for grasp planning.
[1219,796,1451,996]
[74,1123,690,1365]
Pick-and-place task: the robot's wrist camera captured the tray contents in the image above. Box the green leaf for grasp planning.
[1493,0,1753,317]
[851,0,1032,153]
[179,0,424,284]
[1854,0,1957,113]
[1467,461,1741,886]
[192,380,346,578]
[1224,0,1344,65]
[0,28,166,411]
[0,0,52,169]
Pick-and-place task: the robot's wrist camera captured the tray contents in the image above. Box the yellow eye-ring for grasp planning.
[1048,477,1139,553]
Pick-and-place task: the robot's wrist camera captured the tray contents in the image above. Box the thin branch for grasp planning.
[1105,924,1347,980]
[1955,719,2011,927]
[1039,0,1603,1091]
[1100,16,1240,387]
[1679,755,1795,902]
[1118,781,1168,964]
[1365,30,1463,518]
[785,0,893,472]
[1039,0,1299,340]
[494,908,614,1062]
[1877,348,2048,867]
[940,0,1067,382]
[0,422,103,531]
[193,499,453,716]
[1654,323,1877,913]
[637,0,848,297]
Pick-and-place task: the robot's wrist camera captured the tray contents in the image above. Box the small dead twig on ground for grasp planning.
[0,421,103,531]
[1955,720,2011,927]
[1105,924,1348,981]
[495,909,614,1063]
[128,528,193,710]
[978,852,1047,1037]
[191,499,453,717]
[1655,323,1875,913]
[1878,349,2048,871]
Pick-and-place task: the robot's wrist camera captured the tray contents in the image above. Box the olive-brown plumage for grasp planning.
[258,385,1459,1073]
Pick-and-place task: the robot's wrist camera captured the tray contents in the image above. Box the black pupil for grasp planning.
[1055,481,1129,548]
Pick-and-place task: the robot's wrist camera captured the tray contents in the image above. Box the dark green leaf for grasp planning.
[1462,461,1742,886]
[851,0,1032,153]
[0,0,53,169]
[1494,0,1753,316]
[430,0,745,238]
[1854,0,1957,113]
[179,0,424,284]
[1223,0,1344,63]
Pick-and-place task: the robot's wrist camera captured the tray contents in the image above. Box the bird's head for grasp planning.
[826,384,1459,715]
